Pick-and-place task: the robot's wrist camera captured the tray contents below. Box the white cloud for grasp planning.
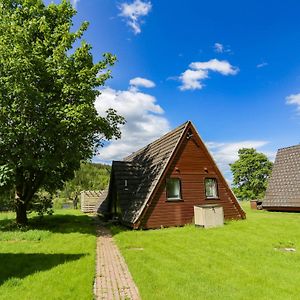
[206,140,275,182]
[179,59,239,91]
[190,59,238,75]
[286,93,300,113]
[71,0,79,8]
[94,80,170,162]
[118,0,152,34]
[214,43,224,53]
[213,42,231,53]
[256,62,268,68]
[179,69,208,91]
[129,77,155,89]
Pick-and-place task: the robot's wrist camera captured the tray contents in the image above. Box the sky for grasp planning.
[47,0,300,179]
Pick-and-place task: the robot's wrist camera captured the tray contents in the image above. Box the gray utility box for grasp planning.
[194,204,224,228]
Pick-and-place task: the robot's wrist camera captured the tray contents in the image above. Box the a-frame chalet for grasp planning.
[263,145,300,211]
[99,121,245,229]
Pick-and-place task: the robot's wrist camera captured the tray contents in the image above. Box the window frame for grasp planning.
[204,178,219,199]
[166,177,182,201]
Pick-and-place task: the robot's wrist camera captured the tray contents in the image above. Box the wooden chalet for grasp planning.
[263,145,300,211]
[99,121,245,229]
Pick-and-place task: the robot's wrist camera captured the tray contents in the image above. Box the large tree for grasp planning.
[0,0,124,224]
[230,148,273,200]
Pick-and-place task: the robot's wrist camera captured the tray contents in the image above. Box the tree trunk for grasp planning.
[15,198,28,225]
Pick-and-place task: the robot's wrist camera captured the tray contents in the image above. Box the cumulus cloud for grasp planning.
[179,59,239,91]
[206,140,274,182]
[256,62,268,68]
[118,0,152,34]
[129,77,155,89]
[286,93,300,113]
[94,80,170,162]
[189,59,238,75]
[179,69,208,91]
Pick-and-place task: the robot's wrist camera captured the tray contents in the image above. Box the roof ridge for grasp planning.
[123,121,191,161]
[278,144,300,151]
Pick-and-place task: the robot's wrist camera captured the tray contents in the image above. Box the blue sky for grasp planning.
[47,0,300,179]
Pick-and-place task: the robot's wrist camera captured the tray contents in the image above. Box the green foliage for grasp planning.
[28,191,54,217]
[60,162,110,199]
[52,197,65,210]
[0,190,14,211]
[0,165,13,188]
[0,0,124,223]
[230,148,273,200]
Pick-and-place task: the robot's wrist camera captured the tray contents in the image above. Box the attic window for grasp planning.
[166,178,182,200]
[205,178,219,199]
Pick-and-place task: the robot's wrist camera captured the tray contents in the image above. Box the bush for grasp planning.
[52,197,64,209]
[28,192,54,217]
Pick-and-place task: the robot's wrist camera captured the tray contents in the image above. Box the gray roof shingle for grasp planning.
[99,121,189,223]
[263,144,300,207]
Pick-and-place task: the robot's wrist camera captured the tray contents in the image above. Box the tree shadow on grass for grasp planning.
[29,214,96,235]
[0,214,96,235]
[108,223,130,236]
[0,253,86,286]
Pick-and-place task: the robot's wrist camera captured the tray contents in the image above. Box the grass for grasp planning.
[111,203,300,300]
[0,209,96,300]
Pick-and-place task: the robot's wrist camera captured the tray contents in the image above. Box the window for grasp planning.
[166,178,182,200]
[205,178,218,199]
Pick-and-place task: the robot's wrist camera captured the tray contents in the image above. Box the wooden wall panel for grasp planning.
[142,135,242,229]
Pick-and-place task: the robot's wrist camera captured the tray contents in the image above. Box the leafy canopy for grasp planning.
[230,148,273,200]
[0,0,124,221]
[60,162,111,200]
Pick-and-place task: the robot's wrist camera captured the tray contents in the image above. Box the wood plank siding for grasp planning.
[141,130,242,228]
[99,121,245,229]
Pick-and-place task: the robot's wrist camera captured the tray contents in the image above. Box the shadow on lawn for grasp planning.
[107,223,130,236]
[0,253,86,286]
[0,214,96,235]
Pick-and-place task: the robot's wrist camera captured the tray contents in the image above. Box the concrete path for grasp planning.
[94,225,141,300]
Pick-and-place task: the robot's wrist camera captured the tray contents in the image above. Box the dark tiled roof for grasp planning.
[99,121,189,223]
[263,144,300,207]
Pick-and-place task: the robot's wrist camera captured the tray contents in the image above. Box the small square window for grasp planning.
[205,178,218,199]
[166,178,182,200]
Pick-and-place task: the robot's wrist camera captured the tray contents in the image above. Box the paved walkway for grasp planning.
[94,224,141,300]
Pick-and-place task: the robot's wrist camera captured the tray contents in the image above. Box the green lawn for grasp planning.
[111,204,300,300]
[0,210,96,300]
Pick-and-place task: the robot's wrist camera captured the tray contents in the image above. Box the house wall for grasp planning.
[141,134,243,229]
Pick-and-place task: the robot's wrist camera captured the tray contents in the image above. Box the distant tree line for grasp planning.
[59,162,111,200]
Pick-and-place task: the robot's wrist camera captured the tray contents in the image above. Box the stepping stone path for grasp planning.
[94,224,140,300]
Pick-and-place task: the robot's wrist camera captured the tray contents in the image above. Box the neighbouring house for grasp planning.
[263,144,300,211]
[81,190,108,213]
[99,121,245,229]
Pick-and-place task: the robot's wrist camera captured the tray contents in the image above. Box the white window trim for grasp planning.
[205,178,219,199]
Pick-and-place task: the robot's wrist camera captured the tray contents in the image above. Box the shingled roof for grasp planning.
[99,121,189,224]
[263,144,300,208]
